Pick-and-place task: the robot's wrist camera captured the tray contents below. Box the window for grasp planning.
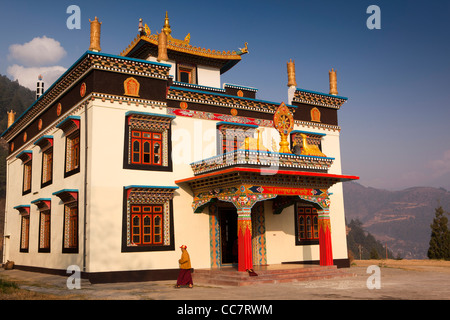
[295,205,319,245]
[216,122,257,155]
[53,189,78,253]
[124,112,174,171]
[122,186,177,252]
[65,130,80,177]
[56,116,81,178]
[41,147,53,187]
[63,204,78,252]
[177,63,196,84]
[23,159,32,195]
[34,136,54,188]
[39,210,51,252]
[131,205,163,246]
[20,214,30,253]
[131,131,162,166]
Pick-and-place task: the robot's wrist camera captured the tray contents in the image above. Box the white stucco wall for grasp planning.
[86,101,215,272]
[3,97,350,273]
[3,105,88,270]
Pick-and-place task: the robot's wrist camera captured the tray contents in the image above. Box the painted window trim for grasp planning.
[20,214,30,253]
[22,159,32,195]
[41,147,53,188]
[177,63,197,85]
[121,186,176,252]
[64,129,80,178]
[53,189,79,253]
[62,202,79,253]
[38,209,51,253]
[123,113,173,172]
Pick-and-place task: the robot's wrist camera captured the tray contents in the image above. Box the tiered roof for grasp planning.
[120,12,248,74]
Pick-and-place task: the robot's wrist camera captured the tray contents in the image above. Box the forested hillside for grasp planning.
[0,75,36,261]
[344,181,450,259]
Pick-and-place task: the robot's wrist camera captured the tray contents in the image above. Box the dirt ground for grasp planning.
[1,259,450,301]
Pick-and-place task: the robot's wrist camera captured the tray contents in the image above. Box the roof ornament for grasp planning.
[144,23,151,37]
[89,16,102,52]
[161,11,190,45]
[237,42,249,55]
[287,59,297,87]
[138,18,144,35]
[273,102,294,154]
[329,68,338,95]
[163,11,171,36]
[157,28,169,62]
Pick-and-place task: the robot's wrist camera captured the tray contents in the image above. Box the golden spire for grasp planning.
[287,59,297,87]
[329,68,338,95]
[163,11,171,36]
[89,17,102,52]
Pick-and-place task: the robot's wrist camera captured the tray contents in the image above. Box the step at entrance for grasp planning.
[192,264,354,286]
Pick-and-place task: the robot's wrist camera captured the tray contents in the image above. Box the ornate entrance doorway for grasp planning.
[219,207,238,265]
[209,201,267,269]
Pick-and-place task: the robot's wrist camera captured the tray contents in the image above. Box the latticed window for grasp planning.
[39,210,51,251]
[23,160,32,195]
[42,148,53,186]
[122,186,177,252]
[64,204,78,250]
[66,131,80,174]
[20,214,30,252]
[53,189,78,253]
[131,205,163,245]
[56,116,80,178]
[296,206,319,245]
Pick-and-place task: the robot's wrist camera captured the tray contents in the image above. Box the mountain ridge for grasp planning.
[343,181,450,259]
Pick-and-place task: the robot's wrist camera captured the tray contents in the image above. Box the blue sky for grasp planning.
[1,0,449,190]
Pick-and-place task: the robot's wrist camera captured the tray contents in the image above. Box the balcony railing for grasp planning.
[190,149,334,176]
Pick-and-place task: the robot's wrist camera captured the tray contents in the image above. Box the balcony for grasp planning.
[190,149,334,176]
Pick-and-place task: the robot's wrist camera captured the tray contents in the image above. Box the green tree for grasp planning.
[370,248,380,259]
[427,206,450,260]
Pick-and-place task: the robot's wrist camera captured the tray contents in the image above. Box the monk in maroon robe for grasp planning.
[176,245,193,288]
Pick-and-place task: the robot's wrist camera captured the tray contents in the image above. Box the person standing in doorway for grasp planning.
[176,245,193,288]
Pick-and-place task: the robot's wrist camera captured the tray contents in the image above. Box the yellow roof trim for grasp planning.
[120,34,245,61]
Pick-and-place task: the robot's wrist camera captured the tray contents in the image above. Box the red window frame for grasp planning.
[131,130,162,166]
[297,207,319,241]
[131,204,163,246]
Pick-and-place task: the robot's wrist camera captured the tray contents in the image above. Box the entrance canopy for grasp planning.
[175,156,358,271]
[175,164,359,213]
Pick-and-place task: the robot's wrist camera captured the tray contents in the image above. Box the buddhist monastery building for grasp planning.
[1,13,358,283]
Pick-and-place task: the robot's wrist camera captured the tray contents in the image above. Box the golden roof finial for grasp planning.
[329,68,338,95]
[287,59,297,87]
[89,16,102,52]
[163,11,171,36]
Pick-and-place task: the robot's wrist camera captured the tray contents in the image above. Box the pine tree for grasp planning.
[427,206,450,260]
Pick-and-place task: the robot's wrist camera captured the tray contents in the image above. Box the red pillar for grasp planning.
[237,208,253,272]
[318,209,333,266]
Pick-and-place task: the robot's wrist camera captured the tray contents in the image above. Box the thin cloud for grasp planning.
[427,149,450,174]
[8,36,67,67]
[7,64,66,91]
